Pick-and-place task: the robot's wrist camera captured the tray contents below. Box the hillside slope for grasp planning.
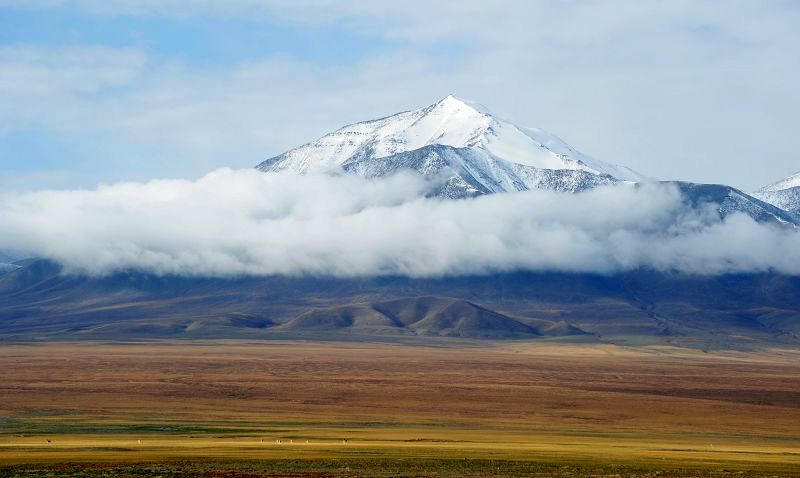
[1,259,799,347]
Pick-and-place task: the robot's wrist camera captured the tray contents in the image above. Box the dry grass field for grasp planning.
[1,341,799,476]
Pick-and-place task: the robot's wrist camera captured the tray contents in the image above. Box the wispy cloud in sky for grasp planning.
[0,1,798,191]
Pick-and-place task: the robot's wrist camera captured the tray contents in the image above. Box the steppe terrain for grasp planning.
[1,341,799,476]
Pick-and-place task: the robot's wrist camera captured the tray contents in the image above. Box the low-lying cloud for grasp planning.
[1,168,799,278]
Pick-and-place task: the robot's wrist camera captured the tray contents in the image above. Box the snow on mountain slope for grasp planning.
[752,171,800,215]
[672,182,798,226]
[759,171,800,191]
[257,95,644,198]
[341,144,619,198]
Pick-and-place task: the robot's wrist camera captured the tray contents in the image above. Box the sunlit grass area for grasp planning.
[1,341,799,475]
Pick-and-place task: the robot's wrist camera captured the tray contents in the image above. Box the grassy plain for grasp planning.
[0,341,799,476]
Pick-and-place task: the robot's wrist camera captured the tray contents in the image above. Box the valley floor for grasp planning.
[0,341,799,476]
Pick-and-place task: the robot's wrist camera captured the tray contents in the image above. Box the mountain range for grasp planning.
[2,96,799,346]
[1,258,799,347]
[258,95,799,225]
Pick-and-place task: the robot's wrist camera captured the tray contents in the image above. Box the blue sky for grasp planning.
[0,1,798,191]
[0,6,388,67]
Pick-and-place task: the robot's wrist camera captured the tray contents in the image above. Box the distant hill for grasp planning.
[278,297,577,339]
[671,181,798,224]
[1,259,799,348]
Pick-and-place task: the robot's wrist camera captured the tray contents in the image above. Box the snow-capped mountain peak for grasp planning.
[752,171,800,215]
[757,171,800,193]
[438,94,492,114]
[257,96,646,198]
[386,95,493,153]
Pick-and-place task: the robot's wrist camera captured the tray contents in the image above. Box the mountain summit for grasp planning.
[753,171,800,215]
[257,95,645,198]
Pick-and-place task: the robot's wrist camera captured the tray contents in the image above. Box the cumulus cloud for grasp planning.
[1,169,798,278]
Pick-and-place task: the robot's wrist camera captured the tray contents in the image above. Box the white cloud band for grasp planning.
[1,169,798,277]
